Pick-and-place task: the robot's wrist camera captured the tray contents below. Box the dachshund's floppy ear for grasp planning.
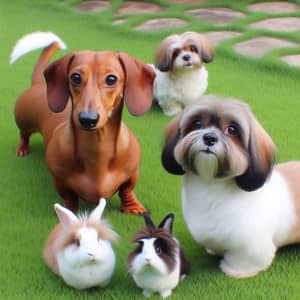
[161,115,185,175]
[44,53,75,113]
[118,52,155,116]
[235,118,276,191]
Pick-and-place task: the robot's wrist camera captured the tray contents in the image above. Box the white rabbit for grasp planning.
[127,213,189,298]
[44,198,118,290]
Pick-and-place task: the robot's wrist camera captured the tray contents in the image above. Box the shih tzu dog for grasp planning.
[152,32,214,116]
[161,95,300,278]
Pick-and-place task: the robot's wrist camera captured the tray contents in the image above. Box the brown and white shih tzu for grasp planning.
[161,95,300,278]
[152,32,214,116]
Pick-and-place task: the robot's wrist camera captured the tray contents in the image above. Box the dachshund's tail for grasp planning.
[10,32,67,85]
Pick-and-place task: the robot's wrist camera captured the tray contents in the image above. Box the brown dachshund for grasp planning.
[12,32,155,214]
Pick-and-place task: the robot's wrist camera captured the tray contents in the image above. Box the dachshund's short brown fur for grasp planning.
[14,42,155,214]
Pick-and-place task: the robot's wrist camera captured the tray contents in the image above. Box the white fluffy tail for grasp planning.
[10,31,67,64]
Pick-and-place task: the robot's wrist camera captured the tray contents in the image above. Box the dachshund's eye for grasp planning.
[70,73,82,86]
[190,45,198,53]
[173,48,180,58]
[189,119,202,131]
[225,124,239,136]
[105,75,118,86]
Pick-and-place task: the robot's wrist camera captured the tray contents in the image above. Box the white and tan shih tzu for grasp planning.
[161,94,300,278]
[152,32,214,116]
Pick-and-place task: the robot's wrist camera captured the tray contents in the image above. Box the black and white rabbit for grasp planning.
[127,213,189,298]
[44,198,118,289]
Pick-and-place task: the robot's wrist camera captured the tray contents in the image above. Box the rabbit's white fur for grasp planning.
[44,199,117,290]
[130,237,181,298]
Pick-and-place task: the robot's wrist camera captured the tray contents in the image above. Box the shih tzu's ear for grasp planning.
[235,117,276,191]
[161,115,185,175]
[154,34,178,72]
[196,33,214,63]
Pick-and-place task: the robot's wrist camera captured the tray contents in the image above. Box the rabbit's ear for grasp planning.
[54,204,79,228]
[158,213,175,234]
[143,212,156,229]
[89,198,107,222]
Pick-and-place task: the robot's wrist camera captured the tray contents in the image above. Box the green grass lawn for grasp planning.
[2,0,300,299]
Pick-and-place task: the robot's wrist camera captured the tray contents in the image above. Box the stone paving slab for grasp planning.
[74,0,110,12]
[250,17,300,32]
[234,36,297,58]
[135,18,187,31]
[248,2,300,14]
[116,1,165,15]
[203,31,242,46]
[187,8,245,26]
[281,54,300,67]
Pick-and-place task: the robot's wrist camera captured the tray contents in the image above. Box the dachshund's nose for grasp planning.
[78,111,99,129]
[182,54,191,61]
[203,132,218,146]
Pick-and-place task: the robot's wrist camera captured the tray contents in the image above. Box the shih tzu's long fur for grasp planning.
[152,32,214,116]
[161,95,300,278]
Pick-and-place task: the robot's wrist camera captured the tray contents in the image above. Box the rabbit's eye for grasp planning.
[155,246,162,255]
[75,238,80,247]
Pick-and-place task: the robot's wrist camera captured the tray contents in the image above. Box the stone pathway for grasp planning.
[74,0,300,68]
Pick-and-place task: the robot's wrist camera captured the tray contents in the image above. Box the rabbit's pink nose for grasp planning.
[145,258,151,264]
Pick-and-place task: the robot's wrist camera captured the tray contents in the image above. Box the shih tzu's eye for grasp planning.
[225,124,239,136]
[189,119,202,131]
[173,48,180,58]
[190,45,198,53]
[74,238,80,247]
[70,73,82,86]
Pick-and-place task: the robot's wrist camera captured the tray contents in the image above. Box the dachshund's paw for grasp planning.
[121,202,147,215]
[119,191,147,215]
[16,146,30,156]
[16,136,30,156]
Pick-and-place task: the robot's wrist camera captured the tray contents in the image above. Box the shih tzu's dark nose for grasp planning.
[182,54,191,61]
[203,132,218,146]
[78,111,99,129]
